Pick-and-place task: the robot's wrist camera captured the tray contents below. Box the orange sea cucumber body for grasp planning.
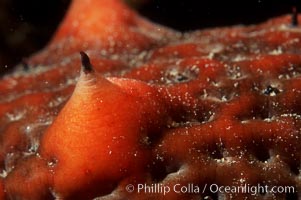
[1,0,301,199]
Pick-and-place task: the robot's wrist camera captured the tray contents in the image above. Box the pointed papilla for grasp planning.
[80,51,94,74]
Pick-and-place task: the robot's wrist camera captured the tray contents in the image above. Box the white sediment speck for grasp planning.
[6,110,26,122]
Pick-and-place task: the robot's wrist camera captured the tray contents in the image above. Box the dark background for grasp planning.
[0,0,299,75]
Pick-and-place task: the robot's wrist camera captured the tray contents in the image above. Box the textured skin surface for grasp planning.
[0,0,301,199]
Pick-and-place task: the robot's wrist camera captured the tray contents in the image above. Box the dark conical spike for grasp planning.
[292,6,298,26]
[80,51,94,73]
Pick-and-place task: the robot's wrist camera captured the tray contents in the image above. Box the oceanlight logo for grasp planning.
[126,183,296,196]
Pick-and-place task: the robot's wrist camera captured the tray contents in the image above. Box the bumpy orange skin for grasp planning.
[1,0,301,199]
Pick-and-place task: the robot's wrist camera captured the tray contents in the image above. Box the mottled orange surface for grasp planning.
[0,0,301,199]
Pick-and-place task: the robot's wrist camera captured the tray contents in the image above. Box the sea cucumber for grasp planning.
[0,0,301,199]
